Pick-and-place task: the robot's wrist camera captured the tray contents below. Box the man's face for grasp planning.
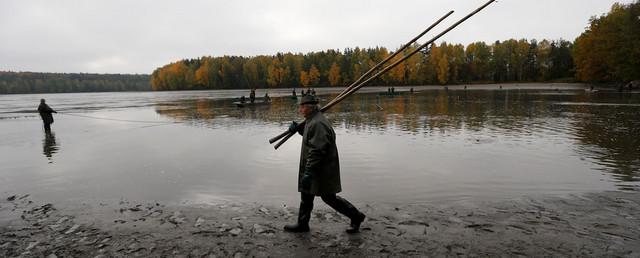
[298,104,314,118]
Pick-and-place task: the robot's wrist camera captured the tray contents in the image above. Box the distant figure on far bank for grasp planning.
[264,92,271,102]
[624,80,639,91]
[38,99,57,132]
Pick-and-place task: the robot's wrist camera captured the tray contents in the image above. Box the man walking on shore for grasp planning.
[37,99,57,132]
[284,95,366,234]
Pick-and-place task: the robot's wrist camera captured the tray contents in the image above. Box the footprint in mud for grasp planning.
[466,223,494,233]
[398,220,429,227]
[445,243,467,255]
[593,223,619,230]
[507,224,535,235]
[599,231,637,241]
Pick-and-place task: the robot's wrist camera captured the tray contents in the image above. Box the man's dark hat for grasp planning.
[299,95,319,105]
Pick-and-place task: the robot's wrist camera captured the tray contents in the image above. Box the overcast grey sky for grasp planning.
[0,0,632,74]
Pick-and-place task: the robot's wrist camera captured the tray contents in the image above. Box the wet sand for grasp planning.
[1,191,638,257]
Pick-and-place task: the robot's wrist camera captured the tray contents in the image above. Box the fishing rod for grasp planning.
[270,0,497,150]
[268,10,454,146]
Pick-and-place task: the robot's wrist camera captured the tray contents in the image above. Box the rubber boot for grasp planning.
[284,200,312,232]
[321,195,366,234]
[346,211,366,234]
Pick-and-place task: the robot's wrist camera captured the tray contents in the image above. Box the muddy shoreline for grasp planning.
[1,191,639,257]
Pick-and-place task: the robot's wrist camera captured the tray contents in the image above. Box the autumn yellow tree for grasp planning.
[387,52,406,85]
[308,65,320,86]
[267,59,289,87]
[328,62,341,86]
[437,55,449,85]
[574,2,640,82]
[300,71,310,87]
[429,43,450,85]
[166,62,189,90]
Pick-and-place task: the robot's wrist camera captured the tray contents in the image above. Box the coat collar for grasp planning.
[304,109,320,122]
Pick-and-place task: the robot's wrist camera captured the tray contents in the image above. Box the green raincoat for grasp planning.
[297,110,341,195]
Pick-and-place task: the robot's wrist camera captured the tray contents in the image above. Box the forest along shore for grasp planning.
[1,191,638,257]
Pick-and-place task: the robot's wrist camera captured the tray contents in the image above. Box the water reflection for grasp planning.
[569,100,640,189]
[153,90,640,189]
[43,130,59,163]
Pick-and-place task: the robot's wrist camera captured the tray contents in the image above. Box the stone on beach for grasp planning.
[64,224,80,234]
[194,217,205,227]
[169,211,186,224]
[56,216,69,224]
[252,224,266,234]
[229,228,242,236]
[25,241,39,250]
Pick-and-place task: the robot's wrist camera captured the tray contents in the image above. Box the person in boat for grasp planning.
[310,88,316,96]
[284,95,366,234]
[37,99,57,132]
[391,87,395,94]
[249,89,256,103]
[292,89,297,97]
[410,87,414,93]
[264,92,271,102]
[301,89,307,97]
[240,95,246,103]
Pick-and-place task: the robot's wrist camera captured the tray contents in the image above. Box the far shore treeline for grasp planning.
[150,39,574,91]
[0,72,150,94]
[1,1,637,94]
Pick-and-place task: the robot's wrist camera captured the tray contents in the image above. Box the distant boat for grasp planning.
[377,91,403,96]
[234,100,271,108]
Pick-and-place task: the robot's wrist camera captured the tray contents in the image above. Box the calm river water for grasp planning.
[1,84,638,205]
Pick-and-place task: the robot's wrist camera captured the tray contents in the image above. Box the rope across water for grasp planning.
[58,112,181,124]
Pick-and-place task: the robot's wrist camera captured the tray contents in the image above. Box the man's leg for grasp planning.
[284,193,314,232]
[320,194,366,233]
[44,122,51,132]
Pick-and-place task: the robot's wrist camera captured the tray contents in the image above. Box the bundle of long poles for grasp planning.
[269,0,496,150]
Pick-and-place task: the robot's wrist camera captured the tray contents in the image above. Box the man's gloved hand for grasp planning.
[288,121,299,133]
[301,169,313,190]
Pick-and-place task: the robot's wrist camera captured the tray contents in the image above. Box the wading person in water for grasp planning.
[284,95,366,233]
[37,99,57,132]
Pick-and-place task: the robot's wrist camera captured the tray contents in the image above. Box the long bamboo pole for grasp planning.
[268,10,454,145]
[323,0,496,111]
[330,10,454,102]
[272,0,497,150]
